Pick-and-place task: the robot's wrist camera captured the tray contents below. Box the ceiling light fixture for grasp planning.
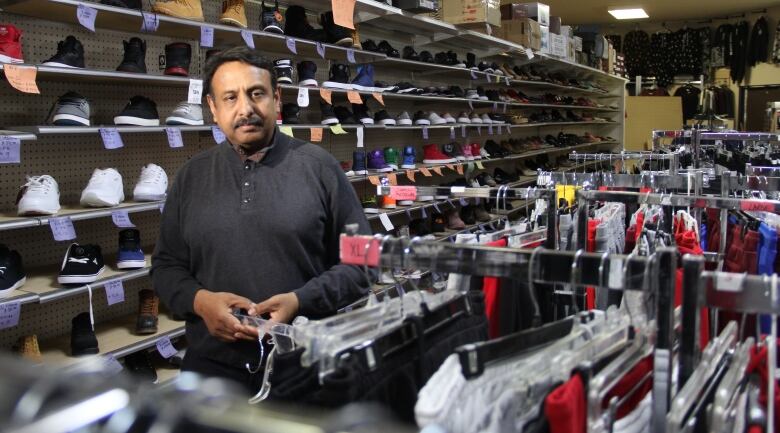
[608,8,649,20]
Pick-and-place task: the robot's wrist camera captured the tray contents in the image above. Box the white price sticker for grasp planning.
[76,4,97,32]
[422,126,429,140]
[297,87,309,107]
[0,302,21,329]
[347,49,356,63]
[0,136,21,164]
[212,126,226,144]
[241,30,255,48]
[451,186,466,193]
[111,210,135,227]
[378,213,394,231]
[156,336,177,358]
[141,12,159,32]
[200,26,214,47]
[461,125,467,138]
[105,280,125,305]
[188,79,203,104]
[165,127,183,148]
[100,128,124,149]
[285,37,297,54]
[356,126,364,148]
[49,216,76,241]
[450,127,455,140]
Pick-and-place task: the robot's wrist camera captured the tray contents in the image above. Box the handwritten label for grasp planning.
[49,216,76,241]
[297,87,309,107]
[378,213,394,231]
[200,26,214,47]
[406,170,416,182]
[367,175,379,186]
[165,127,183,148]
[0,302,20,329]
[279,126,294,137]
[372,93,384,105]
[100,128,124,149]
[420,167,432,177]
[102,355,124,375]
[241,30,255,48]
[141,12,159,32]
[3,65,40,94]
[347,91,363,104]
[188,79,203,104]
[285,37,297,54]
[356,126,364,148]
[0,136,21,163]
[389,186,417,201]
[387,173,397,185]
[310,127,323,142]
[212,126,226,143]
[346,49,356,64]
[422,126,429,140]
[340,235,380,266]
[319,88,333,104]
[111,210,135,227]
[330,124,347,134]
[105,280,125,305]
[316,42,325,58]
[156,336,177,358]
[76,4,97,32]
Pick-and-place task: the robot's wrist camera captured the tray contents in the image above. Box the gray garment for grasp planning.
[151,128,372,368]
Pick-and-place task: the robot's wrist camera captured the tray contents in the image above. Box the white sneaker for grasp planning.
[457,112,471,123]
[133,164,168,202]
[17,175,61,216]
[470,113,483,124]
[481,113,493,124]
[442,112,456,124]
[80,168,125,207]
[428,112,447,125]
[165,102,204,126]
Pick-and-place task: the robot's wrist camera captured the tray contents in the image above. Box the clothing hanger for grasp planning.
[710,337,754,433]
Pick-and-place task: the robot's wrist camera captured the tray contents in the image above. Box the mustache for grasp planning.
[234,117,263,128]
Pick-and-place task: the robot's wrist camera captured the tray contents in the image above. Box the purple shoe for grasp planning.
[367,150,393,173]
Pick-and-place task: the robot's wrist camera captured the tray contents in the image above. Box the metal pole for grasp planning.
[652,247,677,433]
[680,255,704,389]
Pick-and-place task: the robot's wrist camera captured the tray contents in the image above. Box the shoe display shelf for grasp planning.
[0,201,162,232]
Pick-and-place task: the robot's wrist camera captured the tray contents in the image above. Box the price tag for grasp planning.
[356,126,364,148]
[387,173,397,185]
[493,102,498,111]
[432,166,443,176]
[419,167,432,177]
[422,126,429,140]
[316,42,326,58]
[503,103,507,113]
[368,175,379,186]
[378,213,394,231]
[156,336,177,358]
[0,302,20,330]
[372,93,384,105]
[241,30,255,48]
[76,4,97,32]
[716,272,746,292]
[526,48,535,59]
[505,76,511,86]
[608,258,623,289]
[470,70,477,79]
[279,126,294,137]
[141,12,159,32]
[310,127,323,142]
[433,203,441,213]
[285,37,297,54]
[200,26,214,47]
[488,125,494,135]
[339,235,379,266]
[461,125,467,138]
[3,65,40,94]
[319,88,333,104]
[456,165,464,175]
[346,49,356,64]
[390,186,417,201]
[0,136,21,164]
[330,124,347,134]
[347,90,363,104]
[188,79,203,104]
[446,164,455,171]
[451,186,466,193]
[477,126,482,136]
[741,201,774,212]
[476,161,484,169]
[165,127,183,148]
[450,127,455,140]
[212,126,226,143]
[297,87,309,107]
[100,128,124,149]
[468,100,473,110]
[102,355,124,375]
[105,280,125,305]
[485,74,491,83]
[406,170,416,182]
[49,216,76,241]
[111,210,135,227]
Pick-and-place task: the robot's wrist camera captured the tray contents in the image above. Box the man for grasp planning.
[151,46,372,389]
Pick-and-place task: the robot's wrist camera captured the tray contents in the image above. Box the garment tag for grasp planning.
[200,26,214,47]
[340,235,379,266]
[156,336,177,358]
[608,258,623,289]
[347,49,356,64]
[419,167,432,177]
[111,210,135,227]
[141,12,159,32]
[165,127,184,148]
[297,87,309,107]
[279,126,294,137]
[3,65,40,94]
[422,126,429,140]
[716,272,746,292]
[319,88,333,104]
[241,30,255,48]
[0,136,21,163]
[316,42,326,58]
[188,79,203,104]
[330,124,347,134]
[100,128,124,149]
[212,126,226,143]
[77,4,97,32]
[461,125,467,137]
[0,302,20,329]
[378,213,394,231]
[450,127,455,140]
[372,93,384,105]
[49,216,76,241]
[488,125,494,135]
[390,186,416,201]
[356,126,364,147]
[347,91,363,104]
[285,37,297,54]
[105,280,125,305]
[310,127,322,142]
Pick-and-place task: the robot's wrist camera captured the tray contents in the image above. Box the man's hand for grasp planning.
[249,292,300,324]
[193,290,256,342]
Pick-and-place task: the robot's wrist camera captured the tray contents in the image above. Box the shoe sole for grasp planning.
[58,266,106,284]
[396,119,413,126]
[458,118,471,123]
[17,198,60,216]
[359,118,375,125]
[368,167,393,173]
[323,81,353,90]
[321,117,339,125]
[378,119,396,126]
[423,158,457,164]
[0,54,23,63]
[363,208,379,214]
[81,191,123,207]
[0,277,27,299]
[351,84,378,92]
[277,77,293,84]
[219,17,247,28]
[41,62,81,68]
[117,260,146,269]
[429,119,447,125]
[401,164,416,169]
[165,117,204,126]
[298,79,318,87]
[53,113,90,126]
[164,67,189,76]
[114,116,160,126]
[414,120,431,125]
[334,38,353,47]
[72,347,100,356]
[263,25,284,33]
[353,170,368,175]
[134,191,166,201]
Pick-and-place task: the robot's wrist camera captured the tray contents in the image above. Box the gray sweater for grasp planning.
[151,129,372,367]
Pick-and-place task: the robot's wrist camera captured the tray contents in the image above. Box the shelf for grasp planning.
[0,130,37,141]
[0,201,163,232]
[40,312,184,369]
[0,63,192,86]
[16,125,212,135]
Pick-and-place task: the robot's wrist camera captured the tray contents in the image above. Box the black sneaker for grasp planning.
[0,244,25,298]
[485,89,500,101]
[374,109,395,126]
[320,11,352,46]
[377,40,399,57]
[449,86,465,98]
[465,52,476,69]
[460,206,476,225]
[71,312,99,356]
[412,110,429,125]
[284,5,325,42]
[260,0,283,34]
[320,101,339,125]
[352,103,373,125]
[124,351,158,383]
[448,51,465,67]
[323,63,351,90]
[116,37,146,73]
[393,82,419,94]
[477,62,493,73]
[434,51,449,65]
[42,35,85,68]
[362,39,380,52]
[403,46,420,61]
[334,106,358,124]
[163,42,191,76]
[117,229,145,269]
[419,50,433,63]
[58,243,106,284]
[114,95,160,126]
[476,86,488,101]
[484,140,508,157]
[297,60,317,87]
[101,0,141,8]
[274,58,293,84]
[282,103,299,124]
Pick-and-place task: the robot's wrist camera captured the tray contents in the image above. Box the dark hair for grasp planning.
[203,46,277,96]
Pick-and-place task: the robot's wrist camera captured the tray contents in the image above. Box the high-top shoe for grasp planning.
[377,40,400,58]
[401,146,416,169]
[42,35,84,68]
[274,58,293,83]
[52,91,91,126]
[465,52,476,69]
[220,0,247,28]
[0,24,24,63]
[261,0,283,33]
[320,11,352,46]
[282,103,300,124]
[297,61,317,87]
[81,168,125,207]
[423,144,456,164]
[323,63,351,90]
[133,163,168,201]
[0,244,26,299]
[152,0,204,21]
[70,312,99,356]
[351,64,376,92]
[117,229,146,269]
[320,101,339,125]
[116,37,147,73]
[367,150,392,173]
[352,103,373,125]
[164,42,191,76]
[402,45,420,61]
[383,147,399,170]
[284,5,325,41]
[136,289,159,335]
[374,110,395,126]
[334,106,358,124]
[114,95,160,126]
[352,150,367,175]
[16,175,60,216]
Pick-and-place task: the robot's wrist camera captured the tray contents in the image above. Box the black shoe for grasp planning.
[466,52,476,69]
[484,140,508,157]
[101,0,141,8]
[42,35,85,68]
[449,86,465,98]
[448,51,465,67]
[409,218,432,236]
[274,58,293,84]
[0,244,25,297]
[431,213,446,233]
[412,110,428,125]
[282,103,299,124]
[320,101,339,125]
[297,60,317,87]
[114,95,160,126]
[124,351,158,383]
[320,11,352,46]
[476,86,488,100]
[163,42,191,76]
[352,103,373,125]
[334,106,358,124]
[493,167,517,184]
[374,109,395,126]
[476,172,498,187]
[136,289,159,335]
[566,110,583,121]
[284,5,325,41]
[71,312,99,356]
[434,51,449,65]
[419,50,433,63]
[323,63,351,89]
[58,244,106,284]
[116,37,146,73]
[260,0,283,33]
[377,40,399,58]
[460,206,476,225]
[362,39,379,52]
[477,62,493,73]
[544,134,559,147]
[403,46,420,61]
[551,109,565,122]
[485,89,500,101]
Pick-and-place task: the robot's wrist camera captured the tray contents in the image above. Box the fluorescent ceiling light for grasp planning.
[608,8,649,19]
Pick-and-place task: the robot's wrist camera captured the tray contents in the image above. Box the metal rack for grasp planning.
[569,151,679,175]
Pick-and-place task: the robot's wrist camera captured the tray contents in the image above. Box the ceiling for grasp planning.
[530,0,780,25]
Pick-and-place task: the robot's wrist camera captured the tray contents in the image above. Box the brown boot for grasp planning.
[219,0,248,28]
[136,289,159,335]
[152,0,204,21]
[14,335,42,363]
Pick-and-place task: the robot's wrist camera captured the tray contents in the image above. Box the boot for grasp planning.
[13,335,41,363]
[164,42,191,76]
[284,5,325,42]
[71,312,99,356]
[219,0,247,28]
[260,0,283,33]
[320,11,352,46]
[136,289,159,335]
[152,0,204,21]
[116,37,146,73]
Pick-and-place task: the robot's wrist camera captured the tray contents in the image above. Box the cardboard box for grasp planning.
[539,24,550,52]
[459,22,501,36]
[549,16,561,34]
[550,33,566,57]
[500,3,529,20]
[573,36,583,51]
[560,25,573,38]
[441,0,501,27]
[519,2,549,26]
[500,18,541,50]
[393,0,437,13]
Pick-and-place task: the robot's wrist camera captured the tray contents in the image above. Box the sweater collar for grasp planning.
[221,127,290,166]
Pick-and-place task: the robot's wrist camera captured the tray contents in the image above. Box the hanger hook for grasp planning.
[528,247,543,326]
[570,249,585,316]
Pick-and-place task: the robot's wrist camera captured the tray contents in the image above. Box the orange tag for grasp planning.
[340,235,379,266]
[387,173,398,185]
[419,167,432,177]
[368,175,380,186]
[347,90,363,104]
[432,167,443,176]
[4,65,40,94]
[406,170,416,182]
[319,88,332,105]
[310,127,323,142]
[456,165,464,175]
[332,0,356,30]
[274,11,283,22]
[372,92,385,106]
[446,164,455,171]
[389,186,416,201]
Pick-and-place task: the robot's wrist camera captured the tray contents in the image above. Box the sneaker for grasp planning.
[133,163,168,201]
[114,95,160,126]
[117,229,146,269]
[462,144,474,161]
[334,106,358,124]
[423,144,456,164]
[70,312,99,356]
[476,172,497,187]
[124,351,158,383]
[81,168,125,207]
[384,147,399,170]
[351,64,377,92]
[42,35,84,68]
[480,113,493,124]
[51,91,91,126]
[282,103,300,124]
[490,113,506,124]
[446,209,466,230]
[457,111,471,123]
[320,11,353,46]
[401,146,416,169]
[465,89,480,99]
[58,244,106,285]
[136,289,159,335]
[442,142,464,161]
[284,5,325,42]
[470,112,482,124]
[274,58,293,84]
[341,161,355,176]
[374,110,395,126]
[428,112,447,125]
[396,111,413,126]
[164,42,191,76]
[165,101,203,125]
[0,244,26,298]
[470,143,483,159]
[377,40,400,57]
[12,335,40,363]
[362,196,379,214]
[442,112,456,124]
[16,175,60,216]
[352,102,373,125]
[260,0,283,33]
[352,150,367,175]
[323,63,352,90]
[381,192,396,209]
[413,111,430,126]
[0,24,23,63]
[476,87,489,101]
[465,52,476,69]
[116,37,146,73]
[152,0,204,21]
[403,46,420,61]
[320,102,339,125]
[367,150,392,172]
[419,50,434,63]
[297,61,317,87]
[431,213,446,233]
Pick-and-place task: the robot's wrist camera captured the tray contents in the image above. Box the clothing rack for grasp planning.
[745,164,780,176]
[543,171,703,193]
[569,151,680,175]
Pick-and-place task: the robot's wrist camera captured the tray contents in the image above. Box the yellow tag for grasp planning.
[330,124,348,134]
[279,126,294,137]
[476,161,484,169]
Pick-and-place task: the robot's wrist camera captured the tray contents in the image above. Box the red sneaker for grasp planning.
[423,144,456,164]
[469,143,483,159]
[0,24,23,63]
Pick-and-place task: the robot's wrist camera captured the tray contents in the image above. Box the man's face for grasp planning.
[206,61,280,149]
